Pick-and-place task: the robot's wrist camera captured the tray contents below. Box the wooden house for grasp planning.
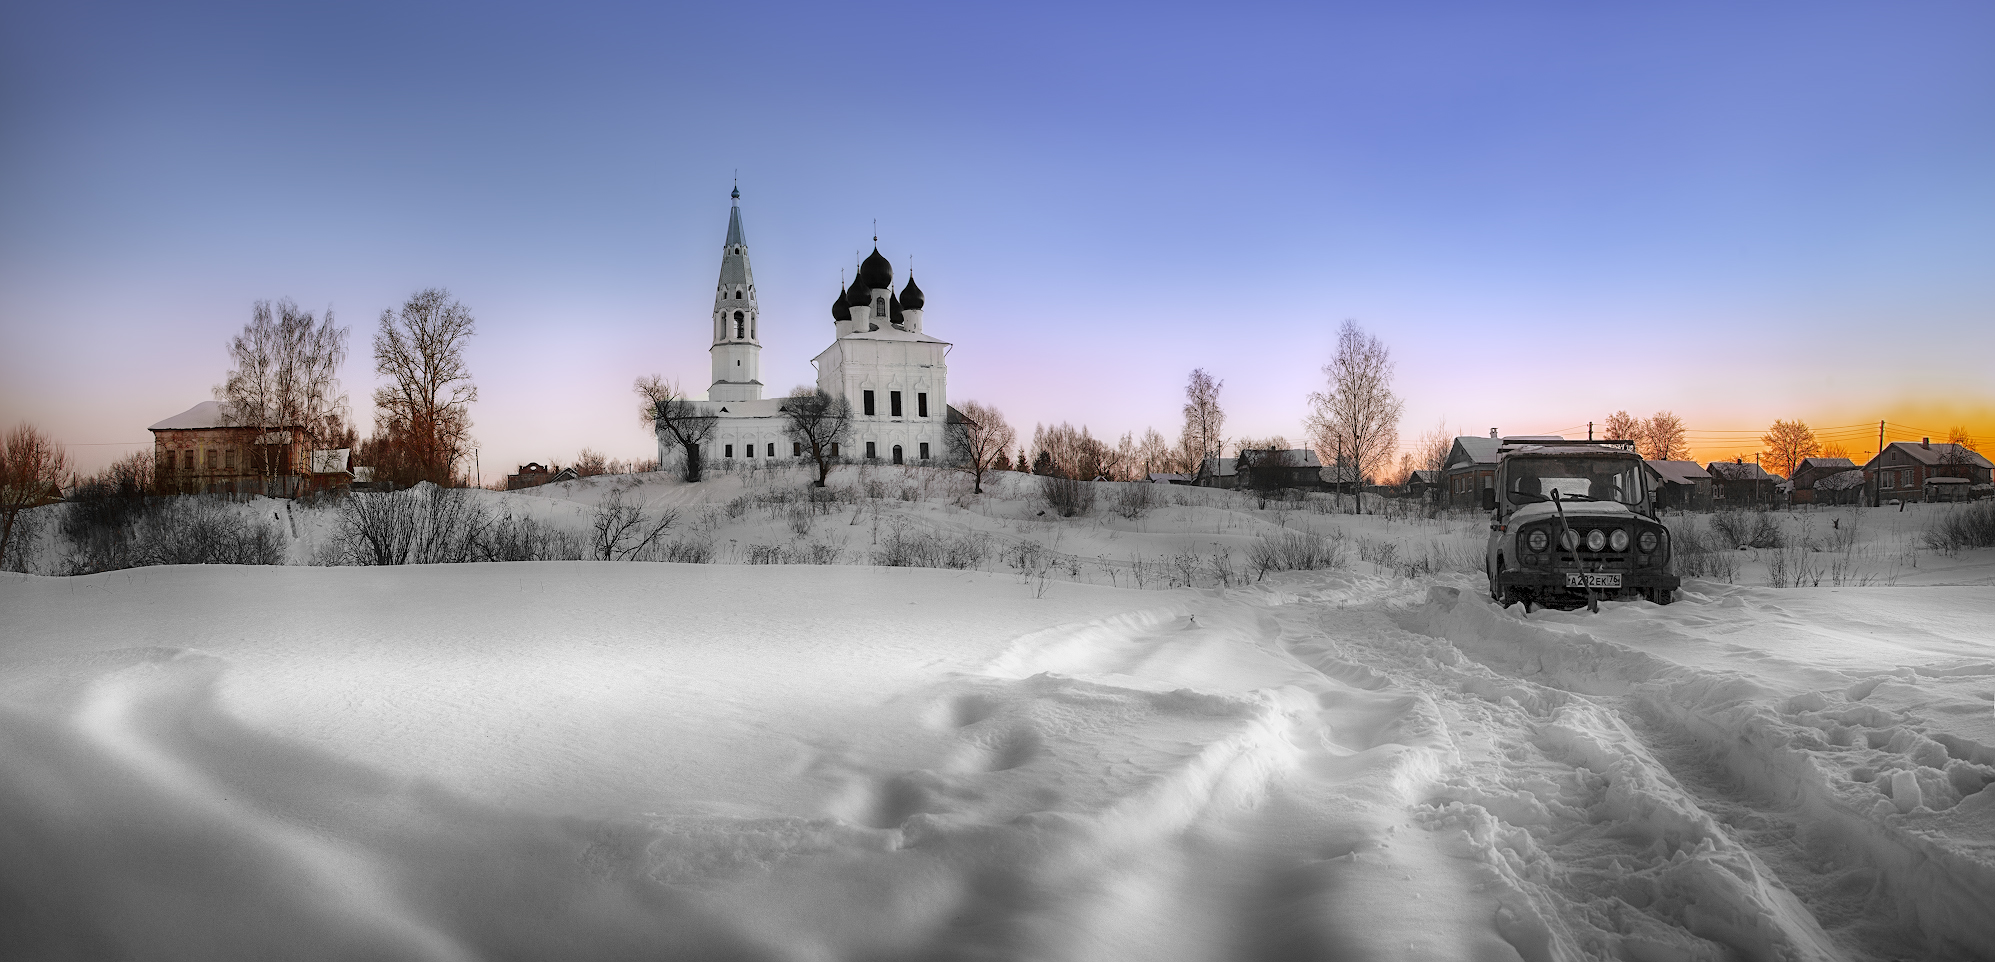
[1865,440,1992,503]
[1706,459,1779,506]
[1787,457,1858,505]
[1646,460,1713,511]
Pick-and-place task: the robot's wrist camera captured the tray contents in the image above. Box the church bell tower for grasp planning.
[708,186,763,401]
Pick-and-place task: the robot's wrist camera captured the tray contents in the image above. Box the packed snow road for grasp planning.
[1,564,1991,961]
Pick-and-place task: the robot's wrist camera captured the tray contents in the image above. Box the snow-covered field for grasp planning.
[4,468,1993,960]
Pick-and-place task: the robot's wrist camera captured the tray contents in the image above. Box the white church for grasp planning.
[659,188,957,468]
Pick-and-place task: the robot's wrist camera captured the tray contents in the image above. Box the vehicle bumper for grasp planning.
[1497,569,1681,592]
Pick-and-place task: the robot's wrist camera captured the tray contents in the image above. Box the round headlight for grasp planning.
[1609,529,1630,552]
[1638,530,1659,552]
[1527,530,1550,551]
[1586,528,1607,552]
[1561,529,1579,550]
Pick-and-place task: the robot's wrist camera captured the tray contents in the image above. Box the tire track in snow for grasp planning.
[1401,585,1995,962]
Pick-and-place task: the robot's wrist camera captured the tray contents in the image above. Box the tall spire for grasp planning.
[709,185,762,401]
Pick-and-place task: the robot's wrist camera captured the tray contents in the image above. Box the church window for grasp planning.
[917,393,928,417]
[919,442,929,460]
[766,443,775,457]
[862,390,875,416]
[865,441,876,459]
[830,442,839,457]
[734,311,745,338]
[892,445,903,465]
[890,391,902,417]
[746,444,754,458]
[735,290,742,299]
[793,442,802,456]
[725,444,734,458]
[875,297,885,314]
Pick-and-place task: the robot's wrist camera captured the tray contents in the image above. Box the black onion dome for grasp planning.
[890,293,904,326]
[856,247,894,291]
[899,275,924,310]
[831,287,851,321]
[846,283,872,308]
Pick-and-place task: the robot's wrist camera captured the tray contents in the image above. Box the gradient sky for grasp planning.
[4,1,1992,481]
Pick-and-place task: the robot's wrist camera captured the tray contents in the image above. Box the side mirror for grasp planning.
[1481,487,1497,511]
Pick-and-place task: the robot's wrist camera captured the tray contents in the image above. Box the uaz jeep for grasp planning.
[1483,440,1679,610]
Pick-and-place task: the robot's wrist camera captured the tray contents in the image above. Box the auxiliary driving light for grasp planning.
[1527,530,1550,551]
[1638,530,1659,552]
[1609,529,1630,552]
[1585,529,1607,552]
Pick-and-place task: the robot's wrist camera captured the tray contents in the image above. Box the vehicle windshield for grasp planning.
[1504,458,1645,505]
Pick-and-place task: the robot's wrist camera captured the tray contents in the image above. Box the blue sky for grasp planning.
[4,1,1991,478]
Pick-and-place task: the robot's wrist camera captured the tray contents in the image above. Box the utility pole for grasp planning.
[1873,420,1884,508]
[1588,421,1594,441]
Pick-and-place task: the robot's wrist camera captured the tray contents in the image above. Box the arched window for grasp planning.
[734,310,745,338]
[735,290,743,299]
[892,445,904,465]
[874,297,886,314]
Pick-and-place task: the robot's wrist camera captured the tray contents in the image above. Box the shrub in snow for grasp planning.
[1923,502,1995,554]
[1111,481,1155,519]
[61,493,284,573]
[590,487,678,561]
[1248,529,1347,579]
[1040,476,1095,518]
[329,484,492,565]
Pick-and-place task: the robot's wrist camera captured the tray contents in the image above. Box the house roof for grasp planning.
[1797,457,1856,472]
[1870,441,1993,470]
[1408,469,1439,483]
[1147,473,1189,483]
[1199,457,1237,478]
[149,400,232,431]
[1446,436,1501,469]
[1707,461,1777,482]
[1240,448,1323,468]
[1647,460,1711,484]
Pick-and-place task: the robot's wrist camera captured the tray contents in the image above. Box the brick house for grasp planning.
[1865,440,1992,503]
[149,401,306,496]
[1787,457,1858,505]
[1706,459,1779,506]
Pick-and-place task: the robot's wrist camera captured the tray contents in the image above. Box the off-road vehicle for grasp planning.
[1482,440,1679,611]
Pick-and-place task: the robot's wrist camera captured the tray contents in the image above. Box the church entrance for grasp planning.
[892,445,903,465]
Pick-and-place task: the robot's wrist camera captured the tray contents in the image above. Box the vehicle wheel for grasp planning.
[1649,589,1674,605]
[1487,560,1501,602]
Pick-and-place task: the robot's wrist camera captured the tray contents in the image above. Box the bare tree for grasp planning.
[572,448,610,477]
[1,423,71,570]
[1602,411,1642,444]
[1760,419,1819,479]
[635,375,717,482]
[217,298,350,485]
[1180,369,1226,474]
[1414,417,1453,474]
[1032,422,1113,480]
[591,486,678,560]
[1641,412,1689,461]
[1939,426,1976,476]
[373,289,477,486]
[1306,320,1403,510]
[781,387,851,487]
[1136,427,1181,477]
[1819,442,1853,461]
[948,400,1015,494]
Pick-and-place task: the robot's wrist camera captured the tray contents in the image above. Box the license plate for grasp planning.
[1566,573,1621,589]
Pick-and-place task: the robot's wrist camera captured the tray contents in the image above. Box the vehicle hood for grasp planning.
[1507,501,1644,527]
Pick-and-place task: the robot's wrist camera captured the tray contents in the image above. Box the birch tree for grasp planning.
[217,298,349,480]
[1306,320,1403,508]
[948,400,1015,494]
[1179,369,1226,474]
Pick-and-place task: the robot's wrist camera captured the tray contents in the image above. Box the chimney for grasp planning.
[1489,428,1498,439]
[1922,437,1931,449]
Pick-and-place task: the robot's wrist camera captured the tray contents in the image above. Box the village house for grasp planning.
[149,401,306,497]
[1646,460,1713,511]
[506,462,579,491]
[1235,447,1325,491]
[1403,469,1440,502]
[1706,459,1780,506]
[1193,457,1238,489]
[1441,433,1502,510]
[1786,457,1858,505]
[1865,439,1992,503]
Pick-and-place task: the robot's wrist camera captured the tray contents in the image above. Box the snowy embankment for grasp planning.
[4,480,1994,959]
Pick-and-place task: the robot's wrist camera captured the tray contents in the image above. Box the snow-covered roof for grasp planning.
[1876,441,1993,470]
[149,400,233,431]
[308,449,351,475]
[1707,461,1777,482]
[1146,473,1189,483]
[1797,457,1856,472]
[1924,476,1971,485]
[696,398,790,418]
[1408,470,1439,483]
[352,466,375,483]
[1239,448,1322,468]
[1200,457,1237,478]
[839,327,949,345]
[1447,437,1501,468]
[1647,460,1711,484]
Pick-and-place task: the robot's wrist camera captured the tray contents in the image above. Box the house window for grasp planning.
[890,391,902,417]
[184,450,194,470]
[892,445,903,465]
[863,390,875,415]
[725,444,734,458]
[163,451,174,471]
[793,442,802,456]
[866,441,877,459]
[830,442,839,457]
[919,442,929,460]
[917,393,928,417]
[225,448,236,470]
[206,449,218,469]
